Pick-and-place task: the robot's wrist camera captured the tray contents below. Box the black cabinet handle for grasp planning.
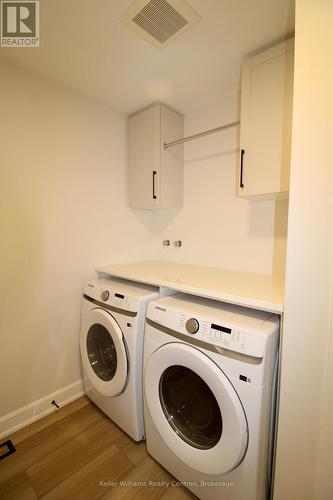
[240,149,245,188]
[153,171,157,199]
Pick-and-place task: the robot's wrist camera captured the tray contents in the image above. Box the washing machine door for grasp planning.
[81,308,128,397]
[144,342,248,475]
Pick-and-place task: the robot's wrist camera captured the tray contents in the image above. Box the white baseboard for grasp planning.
[0,380,84,441]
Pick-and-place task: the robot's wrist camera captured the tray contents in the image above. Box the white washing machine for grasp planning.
[143,294,279,500]
[80,278,159,441]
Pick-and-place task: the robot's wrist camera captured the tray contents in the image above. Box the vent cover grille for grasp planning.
[133,0,188,44]
[120,0,200,48]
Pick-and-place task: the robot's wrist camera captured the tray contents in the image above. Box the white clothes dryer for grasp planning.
[143,294,279,500]
[80,278,158,441]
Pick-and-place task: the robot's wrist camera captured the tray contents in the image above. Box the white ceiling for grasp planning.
[0,0,294,116]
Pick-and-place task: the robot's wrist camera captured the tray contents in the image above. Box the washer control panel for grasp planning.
[147,293,280,359]
[198,317,262,355]
[208,323,249,352]
[149,305,272,358]
[179,313,254,354]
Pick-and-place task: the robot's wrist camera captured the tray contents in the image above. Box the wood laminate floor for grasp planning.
[0,397,194,499]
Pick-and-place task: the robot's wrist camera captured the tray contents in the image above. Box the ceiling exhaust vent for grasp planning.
[120,0,201,48]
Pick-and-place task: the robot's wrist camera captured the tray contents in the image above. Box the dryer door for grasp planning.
[81,308,128,397]
[144,342,248,475]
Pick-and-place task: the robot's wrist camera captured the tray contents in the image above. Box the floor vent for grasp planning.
[120,0,200,48]
[0,440,16,461]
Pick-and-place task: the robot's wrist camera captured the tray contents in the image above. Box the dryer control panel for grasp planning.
[85,282,133,310]
[84,278,159,314]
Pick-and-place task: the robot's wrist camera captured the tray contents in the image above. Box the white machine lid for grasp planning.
[146,294,279,358]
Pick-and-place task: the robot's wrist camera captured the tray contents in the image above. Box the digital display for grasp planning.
[115,293,124,299]
[211,323,231,334]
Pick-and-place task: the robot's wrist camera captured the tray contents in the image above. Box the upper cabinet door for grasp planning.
[128,104,160,209]
[128,103,184,210]
[239,39,294,199]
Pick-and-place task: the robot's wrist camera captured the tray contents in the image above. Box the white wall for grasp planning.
[0,60,155,427]
[273,1,333,499]
[153,94,288,275]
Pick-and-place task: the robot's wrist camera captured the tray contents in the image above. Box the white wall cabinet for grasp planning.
[239,39,294,199]
[128,103,184,209]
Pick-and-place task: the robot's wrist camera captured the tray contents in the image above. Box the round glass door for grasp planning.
[159,365,222,450]
[86,324,118,382]
[80,308,128,397]
[144,342,248,475]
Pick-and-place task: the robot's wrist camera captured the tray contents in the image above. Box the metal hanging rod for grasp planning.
[163,120,240,150]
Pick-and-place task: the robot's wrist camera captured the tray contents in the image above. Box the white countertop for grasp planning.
[96,260,284,314]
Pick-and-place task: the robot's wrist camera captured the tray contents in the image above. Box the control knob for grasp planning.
[101,290,110,302]
[185,318,199,334]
